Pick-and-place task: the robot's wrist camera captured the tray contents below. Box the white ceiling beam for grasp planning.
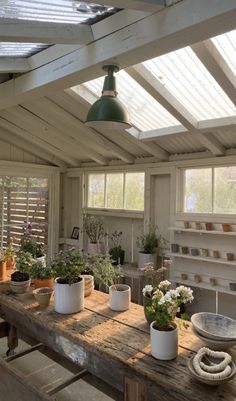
[0,0,235,110]
[140,126,187,141]
[0,127,66,168]
[0,18,93,45]
[198,116,236,131]
[0,106,108,166]
[85,0,164,12]
[0,118,74,167]
[0,58,30,73]
[197,132,225,156]
[191,40,236,106]
[23,97,135,164]
[127,65,197,130]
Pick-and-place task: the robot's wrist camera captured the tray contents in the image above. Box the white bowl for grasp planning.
[191,312,236,341]
[188,356,236,386]
[191,326,236,351]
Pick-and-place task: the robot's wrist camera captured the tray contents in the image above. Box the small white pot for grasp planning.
[54,277,84,314]
[109,284,131,312]
[10,279,31,294]
[37,255,46,267]
[150,322,178,360]
[138,252,156,268]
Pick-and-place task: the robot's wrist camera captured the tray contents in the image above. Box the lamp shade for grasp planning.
[85,65,131,130]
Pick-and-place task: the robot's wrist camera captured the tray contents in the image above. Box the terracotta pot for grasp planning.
[184,221,190,229]
[194,274,201,283]
[213,250,220,259]
[209,277,217,286]
[205,222,213,231]
[226,253,234,261]
[195,222,202,230]
[34,278,53,289]
[201,249,209,257]
[6,256,15,270]
[222,224,231,232]
[0,262,6,281]
[33,287,53,307]
[181,246,189,255]
[181,273,188,281]
[150,322,178,360]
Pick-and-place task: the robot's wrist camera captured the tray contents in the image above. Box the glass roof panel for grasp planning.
[143,46,236,121]
[0,42,49,57]
[212,30,236,76]
[81,70,181,132]
[0,1,117,24]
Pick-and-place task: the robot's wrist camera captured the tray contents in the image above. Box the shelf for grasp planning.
[169,227,236,236]
[59,238,80,246]
[169,253,236,266]
[174,278,236,296]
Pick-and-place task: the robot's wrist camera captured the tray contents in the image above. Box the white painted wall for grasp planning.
[0,138,49,165]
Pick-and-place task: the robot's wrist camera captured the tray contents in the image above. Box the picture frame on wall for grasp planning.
[71,227,80,240]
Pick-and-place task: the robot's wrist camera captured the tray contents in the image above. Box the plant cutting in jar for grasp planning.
[109,230,125,265]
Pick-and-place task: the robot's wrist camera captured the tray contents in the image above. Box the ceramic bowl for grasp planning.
[188,356,236,386]
[191,326,236,351]
[191,312,236,341]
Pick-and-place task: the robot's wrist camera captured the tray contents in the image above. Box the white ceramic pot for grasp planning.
[138,252,156,268]
[109,284,131,311]
[150,322,178,360]
[54,277,84,314]
[37,255,46,267]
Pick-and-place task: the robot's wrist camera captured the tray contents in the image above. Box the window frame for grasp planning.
[178,165,236,219]
[85,171,145,218]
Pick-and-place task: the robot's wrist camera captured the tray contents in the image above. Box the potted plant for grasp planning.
[137,225,167,268]
[5,243,15,270]
[144,282,193,360]
[33,287,53,307]
[30,261,53,289]
[0,251,7,281]
[10,251,34,293]
[20,222,46,265]
[88,254,130,311]
[83,214,105,254]
[109,231,125,265]
[51,248,85,314]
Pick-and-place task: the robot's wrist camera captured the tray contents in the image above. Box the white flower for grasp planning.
[158,280,171,291]
[142,284,153,295]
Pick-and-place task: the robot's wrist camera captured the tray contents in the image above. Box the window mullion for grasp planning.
[104,173,107,208]
[1,179,4,251]
[26,178,30,223]
[123,173,126,209]
[212,167,215,213]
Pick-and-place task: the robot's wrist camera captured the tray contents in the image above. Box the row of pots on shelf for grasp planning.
[183,222,232,232]
[179,273,236,291]
[171,244,234,261]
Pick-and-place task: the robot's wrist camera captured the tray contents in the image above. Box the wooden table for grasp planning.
[0,282,235,401]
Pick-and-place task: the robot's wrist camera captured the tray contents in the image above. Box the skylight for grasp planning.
[143,46,236,121]
[212,30,236,76]
[0,1,116,24]
[0,42,49,57]
[81,70,181,132]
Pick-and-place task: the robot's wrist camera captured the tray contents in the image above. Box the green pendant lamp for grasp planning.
[85,65,132,130]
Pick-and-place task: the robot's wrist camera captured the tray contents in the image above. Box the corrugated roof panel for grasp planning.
[212,30,236,76]
[213,128,236,149]
[81,70,181,132]
[0,1,116,23]
[0,42,49,57]
[143,46,236,121]
[154,133,205,154]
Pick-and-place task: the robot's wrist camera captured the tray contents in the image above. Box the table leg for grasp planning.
[7,325,18,356]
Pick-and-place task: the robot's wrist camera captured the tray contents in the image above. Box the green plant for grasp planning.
[16,251,36,274]
[136,225,168,254]
[109,230,122,250]
[83,214,105,244]
[51,248,84,285]
[30,261,52,280]
[0,251,7,264]
[86,254,121,289]
[4,243,15,260]
[36,242,45,258]
[143,281,193,331]
[19,222,46,258]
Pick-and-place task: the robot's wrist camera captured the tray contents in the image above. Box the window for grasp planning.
[183,166,236,214]
[0,176,49,249]
[87,172,144,211]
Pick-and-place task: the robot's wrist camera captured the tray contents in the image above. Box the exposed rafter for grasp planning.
[197,132,225,156]
[84,0,165,12]
[126,65,198,130]
[0,118,74,167]
[191,40,236,106]
[0,58,30,73]
[0,18,93,45]
[0,0,235,110]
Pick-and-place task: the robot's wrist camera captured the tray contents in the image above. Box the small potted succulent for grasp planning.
[5,243,15,270]
[83,214,105,254]
[88,254,129,311]
[0,251,7,281]
[30,261,53,289]
[137,225,167,268]
[10,251,34,293]
[51,248,85,314]
[109,231,125,265]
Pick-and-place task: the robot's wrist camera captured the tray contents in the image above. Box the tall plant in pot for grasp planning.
[5,242,15,270]
[51,248,85,314]
[144,283,193,360]
[109,231,125,265]
[137,225,167,268]
[10,251,35,293]
[20,222,46,266]
[83,215,105,255]
[0,251,7,281]
[87,254,129,311]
